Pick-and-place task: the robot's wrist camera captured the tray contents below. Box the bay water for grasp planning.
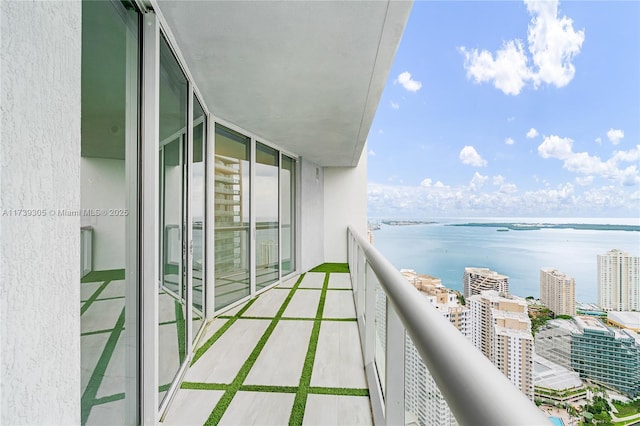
[371,218,640,304]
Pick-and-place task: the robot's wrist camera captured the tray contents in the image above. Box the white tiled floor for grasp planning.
[162,389,225,426]
[244,320,313,386]
[311,321,368,389]
[163,271,373,425]
[283,290,321,318]
[323,291,357,319]
[220,391,296,426]
[328,273,352,289]
[303,394,373,426]
[185,319,271,384]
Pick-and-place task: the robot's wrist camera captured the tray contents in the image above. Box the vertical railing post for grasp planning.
[385,303,405,425]
[364,262,376,366]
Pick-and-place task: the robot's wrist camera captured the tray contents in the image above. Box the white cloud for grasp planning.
[526,128,539,139]
[576,176,594,186]
[538,135,574,160]
[369,150,376,156]
[607,128,624,145]
[396,71,422,92]
[460,0,584,95]
[493,175,505,186]
[459,145,488,167]
[390,101,399,110]
[505,137,515,145]
[500,183,518,194]
[595,137,602,145]
[538,137,640,186]
[507,116,516,122]
[420,178,432,187]
[470,172,489,191]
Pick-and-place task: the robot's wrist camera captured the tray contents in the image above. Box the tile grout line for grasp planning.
[191,296,259,365]
[288,272,330,426]
[80,280,112,316]
[203,273,306,425]
[81,307,125,425]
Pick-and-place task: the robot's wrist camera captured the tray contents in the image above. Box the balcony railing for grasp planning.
[347,227,551,426]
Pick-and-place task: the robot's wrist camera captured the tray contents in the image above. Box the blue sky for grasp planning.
[367,0,640,218]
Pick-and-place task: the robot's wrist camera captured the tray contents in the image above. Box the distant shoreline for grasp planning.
[448,223,640,232]
[381,220,437,226]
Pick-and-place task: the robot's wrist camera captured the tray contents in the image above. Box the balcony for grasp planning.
[159,229,550,425]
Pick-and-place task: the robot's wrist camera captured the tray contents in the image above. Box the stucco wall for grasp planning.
[1,2,81,424]
[299,158,324,271]
[323,145,368,263]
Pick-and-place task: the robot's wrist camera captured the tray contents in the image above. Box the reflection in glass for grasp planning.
[80,1,138,424]
[214,125,251,310]
[281,156,295,276]
[158,34,187,405]
[256,143,279,289]
[192,96,205,339]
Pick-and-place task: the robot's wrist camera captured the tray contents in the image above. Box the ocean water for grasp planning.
[371,218,640,304]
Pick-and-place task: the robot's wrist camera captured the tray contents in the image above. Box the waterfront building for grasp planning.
[571,316,640,397]
[469,290,534,401]
[597,249,640,311]
[402,273,469,426]
[535,319,579,370]
[540,268,576,316]
[463,267,509,298]
[534,354,586,405]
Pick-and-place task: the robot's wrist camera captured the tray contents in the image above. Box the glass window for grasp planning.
[80,1,139,424]
[281,155,296,276]
[158,34,188,406]
[255,142,279,289]
[192,96,206,338]
[214,125,251,309]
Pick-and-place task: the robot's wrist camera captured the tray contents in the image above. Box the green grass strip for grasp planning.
[204,274,305,425]
[191,297,258,365]
[93,392,125,405]
[308,386,369,396]
[182,382,229,391]
[81,269,125,283]
[309,263,349,273]
[81,327,116,337]
[80,280,112,316]
[240,384,298,393]
[175,301,186,364]
[81,307,125,425]
[289,273,329,425]
[233,316,355,322]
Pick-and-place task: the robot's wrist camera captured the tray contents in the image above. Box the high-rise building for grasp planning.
[598,249,640,311]
[463,267,509,298]
[402,271,469,426]
[539,268,576,316]
[469,290,534,401]
[571,316,640,397]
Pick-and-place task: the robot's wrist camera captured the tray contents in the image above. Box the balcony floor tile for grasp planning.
[162,268,372,425]
[328,273,352,289]
[303,394,373,426]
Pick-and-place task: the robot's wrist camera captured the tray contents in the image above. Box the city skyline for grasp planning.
[367,0,640,218]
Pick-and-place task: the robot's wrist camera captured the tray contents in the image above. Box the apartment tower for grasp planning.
[598,249,640,311]
[469,290,534,401]
[402,270,469,426]
[463,267,509,298]
[540,268,576,316]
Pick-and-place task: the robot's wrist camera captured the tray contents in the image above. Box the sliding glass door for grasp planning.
[255,143,280,289]
[214,125,251,310]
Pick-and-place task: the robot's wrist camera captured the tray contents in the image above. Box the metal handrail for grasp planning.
[348,227,551,426]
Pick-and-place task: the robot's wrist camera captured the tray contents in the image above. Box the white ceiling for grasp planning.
[154,0,412,167]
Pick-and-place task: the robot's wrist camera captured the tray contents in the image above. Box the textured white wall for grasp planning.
[1,2,81,424]
[299,158,324,271]
[323,144,368,263]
